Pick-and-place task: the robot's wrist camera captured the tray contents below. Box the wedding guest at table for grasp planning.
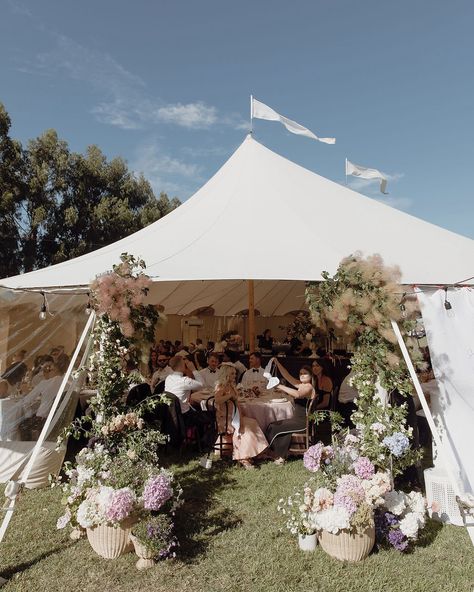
[240,352,267,393]
[222,349,247,381]
[0,379,10,399]
[258,329,273,352]
[20,359,64,438]
[195,338,206,352]
[150,353,173,391]
[265,358,332,464]
[337,371,358,428]
[50,347,70,375]
[1,350,28,387]
[198,353,220,389]
[214,363,268,469]
[148,348,159,377]
[164,357,211,435]
[29,355,46,388]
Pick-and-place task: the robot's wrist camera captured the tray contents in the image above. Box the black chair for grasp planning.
[205,396,233,458]
[161,392,202,451]
[288,390,335,455]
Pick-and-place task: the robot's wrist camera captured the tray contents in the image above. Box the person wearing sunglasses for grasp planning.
[150,354,173,391]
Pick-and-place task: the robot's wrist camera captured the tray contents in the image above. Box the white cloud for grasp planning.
[347,172,411,210]
[131,140,202,197]
[156,102,218,129]
[7,0,32,18]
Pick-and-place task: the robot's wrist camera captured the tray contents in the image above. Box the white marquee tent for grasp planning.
[1,134,473,316]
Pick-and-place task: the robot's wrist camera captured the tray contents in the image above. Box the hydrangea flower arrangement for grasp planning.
[375,490,427,551]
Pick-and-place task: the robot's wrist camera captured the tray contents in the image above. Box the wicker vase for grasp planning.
[318,525,375,562]
[86,518,136,559]
[130,533,156,570]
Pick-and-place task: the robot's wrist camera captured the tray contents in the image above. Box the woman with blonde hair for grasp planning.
[214,363,268,469]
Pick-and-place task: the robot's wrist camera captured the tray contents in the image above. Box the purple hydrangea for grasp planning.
[387,528,409,551]
[143,473,173,511]
[334,475,365,517]
[303,443,323,472]
[105,488,136,522]
[353,456,375,480]
[382,432,410,457]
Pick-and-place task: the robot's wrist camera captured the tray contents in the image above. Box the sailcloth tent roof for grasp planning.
[1,135,473,315]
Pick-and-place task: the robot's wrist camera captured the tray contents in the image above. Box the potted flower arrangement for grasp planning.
[293,431,427,561]
[130,514,178,569]
[277,485,318,551]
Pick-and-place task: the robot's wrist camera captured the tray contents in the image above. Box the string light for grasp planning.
[444,287,452,311]
[39,292,47,321]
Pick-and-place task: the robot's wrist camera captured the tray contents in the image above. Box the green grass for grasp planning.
[1,455,473,592]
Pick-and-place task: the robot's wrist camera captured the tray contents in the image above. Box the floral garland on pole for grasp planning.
[305,252,423,476]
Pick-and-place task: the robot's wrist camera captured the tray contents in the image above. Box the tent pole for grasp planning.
[248,280,255,352]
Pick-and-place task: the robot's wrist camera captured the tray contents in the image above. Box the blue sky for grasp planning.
[1,0,473,238]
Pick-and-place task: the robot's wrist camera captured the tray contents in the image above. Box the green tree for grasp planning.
[0,103,181,276]
[0,104,25,276]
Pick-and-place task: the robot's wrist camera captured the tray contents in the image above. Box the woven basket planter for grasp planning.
[130,533,156,570]
[318,525,375,562]
[86,517,136,559]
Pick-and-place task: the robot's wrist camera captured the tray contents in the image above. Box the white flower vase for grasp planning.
[298,532,317,552]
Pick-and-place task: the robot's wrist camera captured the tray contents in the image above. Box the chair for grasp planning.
[288,391,334,456]
[160,392,201,451]
[205,396,234,458]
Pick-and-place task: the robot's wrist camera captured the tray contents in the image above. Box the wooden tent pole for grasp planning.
[247,279,256,352]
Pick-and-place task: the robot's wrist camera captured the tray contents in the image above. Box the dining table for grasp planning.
[190,388,294,432]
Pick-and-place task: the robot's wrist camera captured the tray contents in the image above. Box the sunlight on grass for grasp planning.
[1,456,473,592]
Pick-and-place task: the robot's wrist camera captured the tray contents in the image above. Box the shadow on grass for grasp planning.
[416,517,444,548]
[0,540,77,580]
[170,457,242,563]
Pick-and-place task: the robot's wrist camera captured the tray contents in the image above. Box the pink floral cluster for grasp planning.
[303,443,334,473]
[105,488,136,522]
[100,412,144,436]
[353,456,375,480]
[91,271,152,337]
[143,473,173,511]
[334,475,366,517]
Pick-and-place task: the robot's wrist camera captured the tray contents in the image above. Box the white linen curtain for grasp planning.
[417,287,474,498]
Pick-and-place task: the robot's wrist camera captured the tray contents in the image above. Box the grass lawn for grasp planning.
[1,454,473,592]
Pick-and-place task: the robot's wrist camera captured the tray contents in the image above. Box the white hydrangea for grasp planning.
[384,490,406,516]
[406,491,426,515]
[312,507,350,534]
[76,499,100,529]
[362,471,392,507]
[96,486,115,514]
[399,512,420,539]
[76,466,95,488]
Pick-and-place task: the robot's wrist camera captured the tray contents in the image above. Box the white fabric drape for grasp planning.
[417,287,474,498]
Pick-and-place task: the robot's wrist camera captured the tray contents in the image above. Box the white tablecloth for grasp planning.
[239,395,294,432]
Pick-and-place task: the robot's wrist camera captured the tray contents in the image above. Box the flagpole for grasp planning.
[345,158,348,185]
[250,94,253,135]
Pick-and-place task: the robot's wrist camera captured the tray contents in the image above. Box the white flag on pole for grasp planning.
[251,97,335,144]
[345,159,388,194]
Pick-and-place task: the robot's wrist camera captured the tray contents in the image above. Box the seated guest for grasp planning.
[1,350,28,387]
[20,360,64,438]
[148,348,159,377]
[195,338,206,352]
[266,358,332,464]
[337,372,358,428]
[215,364,268,469]
[198,353,220,389]
[150,353,173,391]
[164,357,210,434]
[0,379,10,399]
[222,349,246,381]
[286,331,303,356]
[240,352,267,393]
[258,329,273,352]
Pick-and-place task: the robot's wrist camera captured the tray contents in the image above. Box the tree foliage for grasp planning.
[0,103,180,276]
